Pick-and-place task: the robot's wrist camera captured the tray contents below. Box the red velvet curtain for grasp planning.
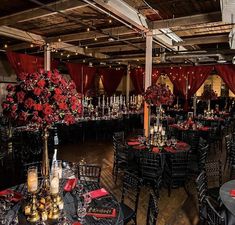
[130,68,145,94]
[130,68,160,94]
[216,65,235,94]
[66,63,96,94]
[187,66,212,98]
[98,68,125,95]
[7,51,59,76]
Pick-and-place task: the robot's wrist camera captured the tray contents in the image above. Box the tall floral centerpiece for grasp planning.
[201,87,217,111]
[144,83,174,134]
[2,69,82,186]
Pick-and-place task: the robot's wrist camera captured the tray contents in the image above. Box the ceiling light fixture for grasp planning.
[160,28,183,43]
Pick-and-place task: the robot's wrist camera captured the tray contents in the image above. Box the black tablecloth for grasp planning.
[4,180,123,225]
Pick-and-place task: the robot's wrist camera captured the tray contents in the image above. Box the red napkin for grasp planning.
[133,145,146,150]
[164,146,176,153]
[127,141,140,146]
[88,188,109,199]
[199,127,209,131]
[0,189,22,202]
[152,147,160,153]
[64,178,78,192]
[87,209,116,218]
[128,138,138,142]
[230,190,235,197]
[176,141,187,150]
[73,222,82,225]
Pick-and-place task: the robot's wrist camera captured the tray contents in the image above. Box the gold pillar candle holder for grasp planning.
[48,194,60,220]
[27,194,40,223]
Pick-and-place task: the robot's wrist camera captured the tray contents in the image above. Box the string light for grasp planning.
[30,43,34,48]
[4,44,8,48]
[58,38,61,42]
[87,27,90,32]
[94,37,97,41]
[109,19,112,23]
[85,46,88,49]
[67,54,70,58]
[60,52,63,56]
[75,51,78,55]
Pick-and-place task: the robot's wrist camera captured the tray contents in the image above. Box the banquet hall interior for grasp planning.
[0,0,235,225]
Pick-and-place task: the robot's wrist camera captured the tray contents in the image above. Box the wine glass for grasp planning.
[77,206,87,223]
[83,192,92,207]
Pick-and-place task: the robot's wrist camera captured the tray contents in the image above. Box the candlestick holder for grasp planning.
[48,194,60,220]
[27,194,40,223]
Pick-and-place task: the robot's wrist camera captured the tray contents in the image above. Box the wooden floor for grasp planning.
[57,138,230,225]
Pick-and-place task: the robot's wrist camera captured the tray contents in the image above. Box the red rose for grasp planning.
[33,87,42,96]
[39,68,45,74]
[24,98,35,109]
[6,84,14,92]
[2,102,9,110]
[10,112,17,119]
[37,80,46,88]
[64,114,75,125]
[54,88,62,95]
[71,104,77,111]
[19,112,27,121]
[34,104,43,111]
[17,91,26,103]
[44,115,52,125]
[69,81,76,90]
[11,104,17,111]
[59,102,68,110]
[43,104,53,115]
[47,71,52,78]
[60,78,67,86]
[51,76,59,84]
[6,97,14,103]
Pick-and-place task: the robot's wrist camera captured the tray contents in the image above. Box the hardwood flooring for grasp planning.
[58,139,228,225]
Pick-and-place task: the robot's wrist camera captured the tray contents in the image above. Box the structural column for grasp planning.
[44,44,51,71]
[144,31,153,137]
[126,64,131,103]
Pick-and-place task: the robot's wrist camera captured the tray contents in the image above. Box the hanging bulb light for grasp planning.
[58,38,61,42]
[60,52,63,56]
[85,46,88,49]
[87,27,90,32]
[109,19,112,23]
[94,36,97,41]
[30,43,34,48]
[4,44,8,48]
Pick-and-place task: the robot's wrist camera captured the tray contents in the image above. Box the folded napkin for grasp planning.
[199,127,209,131]
[128,138,138,142]
[86,208,116,218]
[73,222,82,225]
[176,141,187,150]
[64,178,78,192]
[127,141,140,146]
[152,147,160,153]
[87,188,109,199]
[0,189,22,202]
[164,146,176,153]
[230,190,235,197]
[133,145,146,150]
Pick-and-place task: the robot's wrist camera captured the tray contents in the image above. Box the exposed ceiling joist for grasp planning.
[173,34,229,46]
[151,11,222,29]
[46,26,134,43]
[87,42,157,53]
[91,0,149,32]
[3,26,109,59]
[0,0,88,26]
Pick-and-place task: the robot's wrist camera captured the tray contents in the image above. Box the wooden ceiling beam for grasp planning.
[46,26,135,43]
[0,0,88,26]
[151,11,222,29]
[173,34,229,46]
[3,26,109,59]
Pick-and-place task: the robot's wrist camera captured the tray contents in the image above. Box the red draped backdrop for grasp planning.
[216,65,235,94]
[6,51,58,76]
[98,68,125,96]
[66,63,96,94]
[130,68,160,94]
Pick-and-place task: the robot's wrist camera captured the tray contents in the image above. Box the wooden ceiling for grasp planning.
[0,0,234,67]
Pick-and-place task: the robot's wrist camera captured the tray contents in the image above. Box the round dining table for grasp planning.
[0,166,124,225]
[220,180,235,216]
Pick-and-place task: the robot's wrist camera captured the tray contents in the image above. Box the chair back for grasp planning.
[121,171,141,214]
[78,164,101,183]
[196,171,207,222]
[205,197,225,225]
[205,160,222,189]
[140,153,162,187]
[146,190,159,225]
[198,144,208,172]
[113,131,124,143]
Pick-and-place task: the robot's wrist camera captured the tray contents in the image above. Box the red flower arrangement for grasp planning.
[2,69,82,127]
[201,88,218,101]
[144,83,174,106]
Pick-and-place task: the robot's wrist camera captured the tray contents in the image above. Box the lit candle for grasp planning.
[154,125,158,132]
[50,175,59,195]
[27,170,38,193]
[150,127,154,134]
[162,129,165,136]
